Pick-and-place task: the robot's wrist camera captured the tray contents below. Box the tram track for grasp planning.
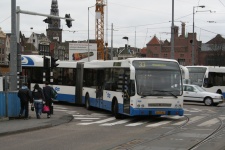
[188,117,225,150]
[110,113,225,150]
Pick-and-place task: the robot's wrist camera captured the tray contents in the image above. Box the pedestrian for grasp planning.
[17,83,33,120]
[32,83,45,119]
[43,81,54,118]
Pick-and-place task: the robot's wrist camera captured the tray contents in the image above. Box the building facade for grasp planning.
[141,22,201,66]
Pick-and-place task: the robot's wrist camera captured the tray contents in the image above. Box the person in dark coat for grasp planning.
[32,84,45,119]
[17,83,33,120]
[43,81,53,118]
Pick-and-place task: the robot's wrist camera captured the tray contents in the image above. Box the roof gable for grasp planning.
[147,35,160,45]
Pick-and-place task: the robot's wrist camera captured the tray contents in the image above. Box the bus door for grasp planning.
[96,69,104,108]
[75,62,84,104]
[123,70,130,114]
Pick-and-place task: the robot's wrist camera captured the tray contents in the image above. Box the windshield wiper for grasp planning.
[153,90,178,98]
[140,94,152,98]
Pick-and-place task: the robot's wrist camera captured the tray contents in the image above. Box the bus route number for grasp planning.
[139,62,146,68]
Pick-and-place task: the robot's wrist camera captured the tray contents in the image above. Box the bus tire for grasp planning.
[85,94,91,110]
[204,97,213,106]
[113,100,122,119]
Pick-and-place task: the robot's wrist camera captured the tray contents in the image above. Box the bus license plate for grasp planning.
[155,111,166,115]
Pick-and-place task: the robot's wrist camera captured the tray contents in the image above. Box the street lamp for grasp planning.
[110,23,118,60]
[88,5,95,62]
[192,5,205,65]
[171,0,174,59]
[30,27,33,51]
[122,36,129,45]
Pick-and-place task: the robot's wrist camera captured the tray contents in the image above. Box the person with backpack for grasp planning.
[43,81,56,118]
[17,83,33,120]
[32,83,45,119]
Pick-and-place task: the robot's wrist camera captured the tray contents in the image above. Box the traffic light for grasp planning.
[51,56,59,68]
[65,14,72,28]
[43,17,52,24]
[43,56,50,69]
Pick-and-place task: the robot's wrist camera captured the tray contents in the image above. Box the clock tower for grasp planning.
[46,0,62,43]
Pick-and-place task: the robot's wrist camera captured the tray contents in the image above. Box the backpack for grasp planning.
[51,88,58,99]
[18,89,31,102]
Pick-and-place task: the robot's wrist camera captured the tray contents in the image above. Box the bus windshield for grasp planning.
[187,67,207,86]
[133,60,182,97]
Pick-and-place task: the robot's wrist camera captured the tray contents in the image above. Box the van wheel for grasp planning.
[85,94,91,110]
[204,97,213,106]
[113,100,122,119]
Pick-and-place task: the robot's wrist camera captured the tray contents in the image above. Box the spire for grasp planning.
[49,0,60,29]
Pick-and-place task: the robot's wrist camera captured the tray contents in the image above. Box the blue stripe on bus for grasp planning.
[55,94,76,103]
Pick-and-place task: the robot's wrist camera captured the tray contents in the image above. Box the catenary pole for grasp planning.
[9,0,17,91]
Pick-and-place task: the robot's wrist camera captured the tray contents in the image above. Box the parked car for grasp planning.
[183,84,224,106]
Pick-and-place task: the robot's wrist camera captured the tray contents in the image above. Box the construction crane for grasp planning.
[95,0,105,60]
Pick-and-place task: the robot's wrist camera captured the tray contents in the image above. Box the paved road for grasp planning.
[1,102,225,150]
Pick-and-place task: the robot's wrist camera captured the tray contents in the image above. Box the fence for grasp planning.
[0,91,20,118]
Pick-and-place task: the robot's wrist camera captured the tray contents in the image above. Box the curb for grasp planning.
[0,114,74,137]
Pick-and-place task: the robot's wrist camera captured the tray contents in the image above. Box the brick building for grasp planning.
[141,22,202,66]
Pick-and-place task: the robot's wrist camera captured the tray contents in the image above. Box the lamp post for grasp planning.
[30,27,33,51]
[192,5,205,65]
[88,5,95,62]
[171,0,174,59]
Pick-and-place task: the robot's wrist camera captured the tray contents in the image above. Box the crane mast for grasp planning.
[95,0,105,60]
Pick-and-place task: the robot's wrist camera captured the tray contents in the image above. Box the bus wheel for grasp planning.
[85,94,91,110]
[204,97,213,106]
[113,100,122,119]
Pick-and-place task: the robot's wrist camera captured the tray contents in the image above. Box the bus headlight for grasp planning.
[141,104,144,108]
[137,104,140,107]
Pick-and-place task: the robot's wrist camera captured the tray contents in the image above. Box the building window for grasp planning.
[180,54,184,57]
[178,59,185,65]
[153,54,159,57]
[163,53,168,58]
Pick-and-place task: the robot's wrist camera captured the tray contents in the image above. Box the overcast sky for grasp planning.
[0,0,225,48]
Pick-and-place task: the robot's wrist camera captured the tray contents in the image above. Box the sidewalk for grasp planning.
[0,108,74,136]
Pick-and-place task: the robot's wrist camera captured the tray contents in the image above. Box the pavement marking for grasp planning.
[125,121,148,127]
[54,109,69,112]
[53,106,68,109]
[189,116,206,123]
[74,117,100,120]
[77,117,115,125]
[197,117,225,127]
[172,120,187,126]
[146,121,171,127]
[100,120,130,126]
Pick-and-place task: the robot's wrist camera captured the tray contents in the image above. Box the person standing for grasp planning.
[17,83,32,120]
[43,81,54,118]
[32,84,45,119]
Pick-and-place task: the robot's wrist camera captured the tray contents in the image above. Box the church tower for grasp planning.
[46,0,62,43]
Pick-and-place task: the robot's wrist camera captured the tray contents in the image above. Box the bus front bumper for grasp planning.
[129,107,184,116]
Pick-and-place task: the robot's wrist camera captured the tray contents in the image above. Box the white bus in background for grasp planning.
[22,55,184,119]
[186,66,225,97]
[180,65,190,84]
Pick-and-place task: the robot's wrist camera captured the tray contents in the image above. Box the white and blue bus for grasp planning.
[22,55,184,118]
[186,66,225,97]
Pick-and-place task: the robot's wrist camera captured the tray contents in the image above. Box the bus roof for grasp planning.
[186,66,225,73]
[84,58,179,68]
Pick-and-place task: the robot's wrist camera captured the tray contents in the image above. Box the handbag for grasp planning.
[42,105,50,113]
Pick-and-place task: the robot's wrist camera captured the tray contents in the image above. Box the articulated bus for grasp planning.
[22,55,184,118]
[186,66,225,97]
